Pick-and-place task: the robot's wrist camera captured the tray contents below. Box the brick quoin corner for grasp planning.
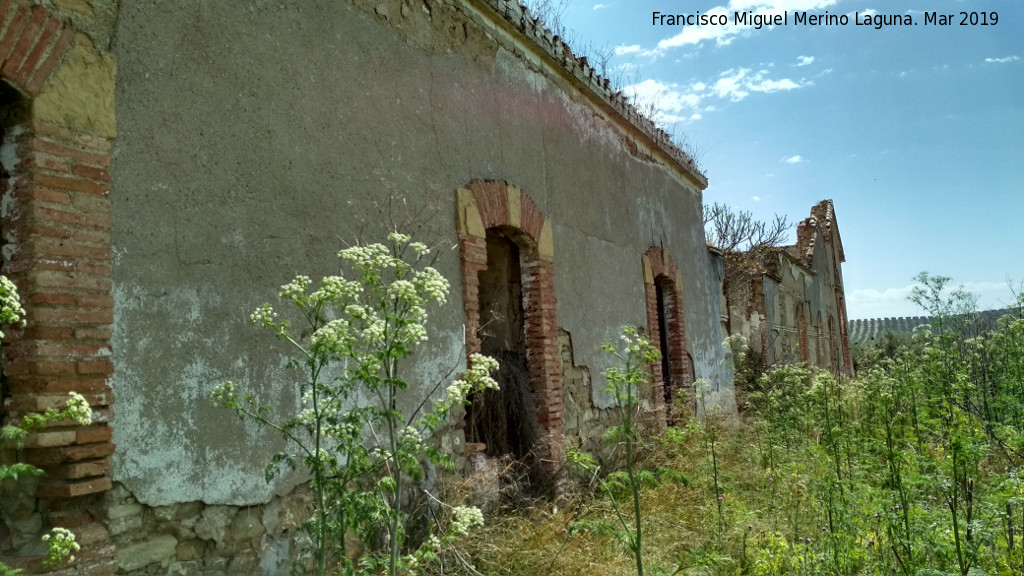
[0,1,117,574]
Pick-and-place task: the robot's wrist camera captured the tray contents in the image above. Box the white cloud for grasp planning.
[765,173,775,178]
[712,69,750,101]
[593,3,608,10]
[782,155,803,164]
[749,77,801,92]
[752,195,761,201]
[623,79,704,126]
[848,280,1022,319]
[796,55,814,66]
[985,55,1019,64]
[623,66,810,127]
[656,7,735,50]
[614,44,642,56]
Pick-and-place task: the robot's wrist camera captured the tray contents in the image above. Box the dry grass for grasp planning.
[424,424,766,576]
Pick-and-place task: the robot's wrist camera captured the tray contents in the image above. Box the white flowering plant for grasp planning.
[0,277,92,574]
[0,276,92,569]
[212,233,497,576]
[0,393,92,575]
[568,326,688,576]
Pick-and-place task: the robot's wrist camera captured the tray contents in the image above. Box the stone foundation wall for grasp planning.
[103,483,313,576]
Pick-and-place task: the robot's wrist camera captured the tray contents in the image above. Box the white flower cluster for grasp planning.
[389,279,417,302]
[441,354,499,409]
[280,275,311,302]
[310,275,361,305]
[401,426,423,451]
[311,319,356,355]
[414,267,449,305]
[0,274,25,338]
[210,381,236,406]
[410,241,429,256]
[388,231,412,245]
[339,243,393,270]
[64,392,93,426]
[42,527,80,565]
[250,304,278,328]
[450,505,485,536]
[297,409,317,426]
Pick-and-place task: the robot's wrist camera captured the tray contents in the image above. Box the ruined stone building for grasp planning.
[719,200,853,378]
[0,0,737,573]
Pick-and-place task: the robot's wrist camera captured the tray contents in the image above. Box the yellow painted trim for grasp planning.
[33,37,116,139]
[507,184,521,229]
[538,220,554,260]
[456,188,485,238]
[642,256,654,285]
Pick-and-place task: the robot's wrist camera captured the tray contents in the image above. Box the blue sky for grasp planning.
[547,0,1023,319]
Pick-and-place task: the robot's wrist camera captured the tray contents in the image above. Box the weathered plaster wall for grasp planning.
[110,0,726,511]
[692,248,735,413]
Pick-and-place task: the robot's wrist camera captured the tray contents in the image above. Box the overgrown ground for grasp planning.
[427,279,1024,576]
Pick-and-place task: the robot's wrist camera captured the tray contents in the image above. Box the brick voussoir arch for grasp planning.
[0,1,117,573]
[455,180,563,481]
[0,2,75,97]
[641,246,693,419]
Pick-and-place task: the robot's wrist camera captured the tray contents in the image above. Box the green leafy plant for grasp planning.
[569,326,688,576]
[211,232,497,576]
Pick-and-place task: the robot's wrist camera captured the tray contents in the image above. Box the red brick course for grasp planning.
[0,4,116,570]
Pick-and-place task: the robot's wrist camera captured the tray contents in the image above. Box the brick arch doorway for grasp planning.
[641,246,693,420]
[455,180,563,486]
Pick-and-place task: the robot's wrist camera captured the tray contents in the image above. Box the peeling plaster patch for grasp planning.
[0,125,24,263]
[495,46,622,156]
[113,282,301,505]
[635,196,673,243]
[495,47,547,94]
[112,245,127,267]
[556,89,623,154]
[222,230,248,254]
[404,328,465,395]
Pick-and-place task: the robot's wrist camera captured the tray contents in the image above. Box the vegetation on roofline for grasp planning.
[518,0,706,170]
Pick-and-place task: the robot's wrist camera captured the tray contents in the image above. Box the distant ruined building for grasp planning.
[717,200,853,378]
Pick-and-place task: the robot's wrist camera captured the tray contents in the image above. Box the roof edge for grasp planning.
[466,0,708,188]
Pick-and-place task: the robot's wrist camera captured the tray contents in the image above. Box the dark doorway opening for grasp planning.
[466,228,540,465]
[655,277,675,407]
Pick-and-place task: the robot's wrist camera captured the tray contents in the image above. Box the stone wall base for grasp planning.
[103,483,313,576]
